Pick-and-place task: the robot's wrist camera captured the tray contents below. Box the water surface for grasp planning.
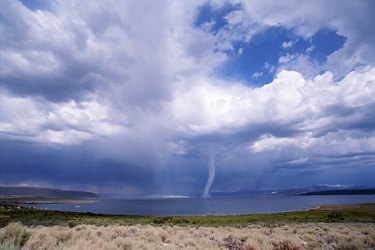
[32,195,375,216]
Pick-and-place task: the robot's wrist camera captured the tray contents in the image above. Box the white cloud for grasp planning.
[41,129,93,145]
[264,61,276,73]
[0,92,126,145]
[251,133,314,153]
[281,40,296,49]
[252,71,263,78]
[306,45,314,53]
[278,53,321,79]
[225,10,244,26]
[278,53,298,64]
[169,68,375,138]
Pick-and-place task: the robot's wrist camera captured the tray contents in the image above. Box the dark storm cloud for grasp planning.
[0,140,158,193]
[310,103,375,138]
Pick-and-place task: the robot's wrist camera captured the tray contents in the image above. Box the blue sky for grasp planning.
[0,0,374,195]
[195,2,347,86]
[217,27,346,85]
[17,0,50,10]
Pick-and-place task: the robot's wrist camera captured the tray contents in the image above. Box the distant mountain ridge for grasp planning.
[211,185,372,197]
[300,189,375,196]
[0,186,99,199]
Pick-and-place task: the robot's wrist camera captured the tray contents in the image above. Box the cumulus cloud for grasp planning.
[0,0,374,194]
[169,69,375,137]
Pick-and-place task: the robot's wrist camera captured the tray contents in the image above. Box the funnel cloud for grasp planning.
[203,152,216,198]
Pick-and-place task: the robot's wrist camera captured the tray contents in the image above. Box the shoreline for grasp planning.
[0,196,374,217]
[1,202,374,228]
[3,194,375,217]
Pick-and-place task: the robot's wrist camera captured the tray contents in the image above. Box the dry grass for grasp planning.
[1,222,374,250]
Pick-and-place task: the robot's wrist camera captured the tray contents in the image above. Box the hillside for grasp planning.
[0,187,99,199]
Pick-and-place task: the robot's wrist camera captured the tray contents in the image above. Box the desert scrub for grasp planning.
[0,222,30,250]
[0,222,365,249]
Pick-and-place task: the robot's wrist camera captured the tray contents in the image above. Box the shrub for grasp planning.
[326,211,344,222]
[224,235,246,249]
[0,222,30,249]
[272,240,300,250]
[68,221,77,228]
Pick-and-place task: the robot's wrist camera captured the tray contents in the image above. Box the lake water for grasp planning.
[32,195,375,216]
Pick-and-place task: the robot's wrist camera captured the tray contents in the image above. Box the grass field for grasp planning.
[0,203,374,249]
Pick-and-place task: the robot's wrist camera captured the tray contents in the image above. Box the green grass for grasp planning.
[1,203,374,228]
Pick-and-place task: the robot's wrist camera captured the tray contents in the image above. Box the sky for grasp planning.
[0,0,374,196]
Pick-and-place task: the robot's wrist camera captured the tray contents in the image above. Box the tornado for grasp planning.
[202,153,216,198]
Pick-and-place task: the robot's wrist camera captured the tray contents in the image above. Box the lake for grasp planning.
[32,195,375,216]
